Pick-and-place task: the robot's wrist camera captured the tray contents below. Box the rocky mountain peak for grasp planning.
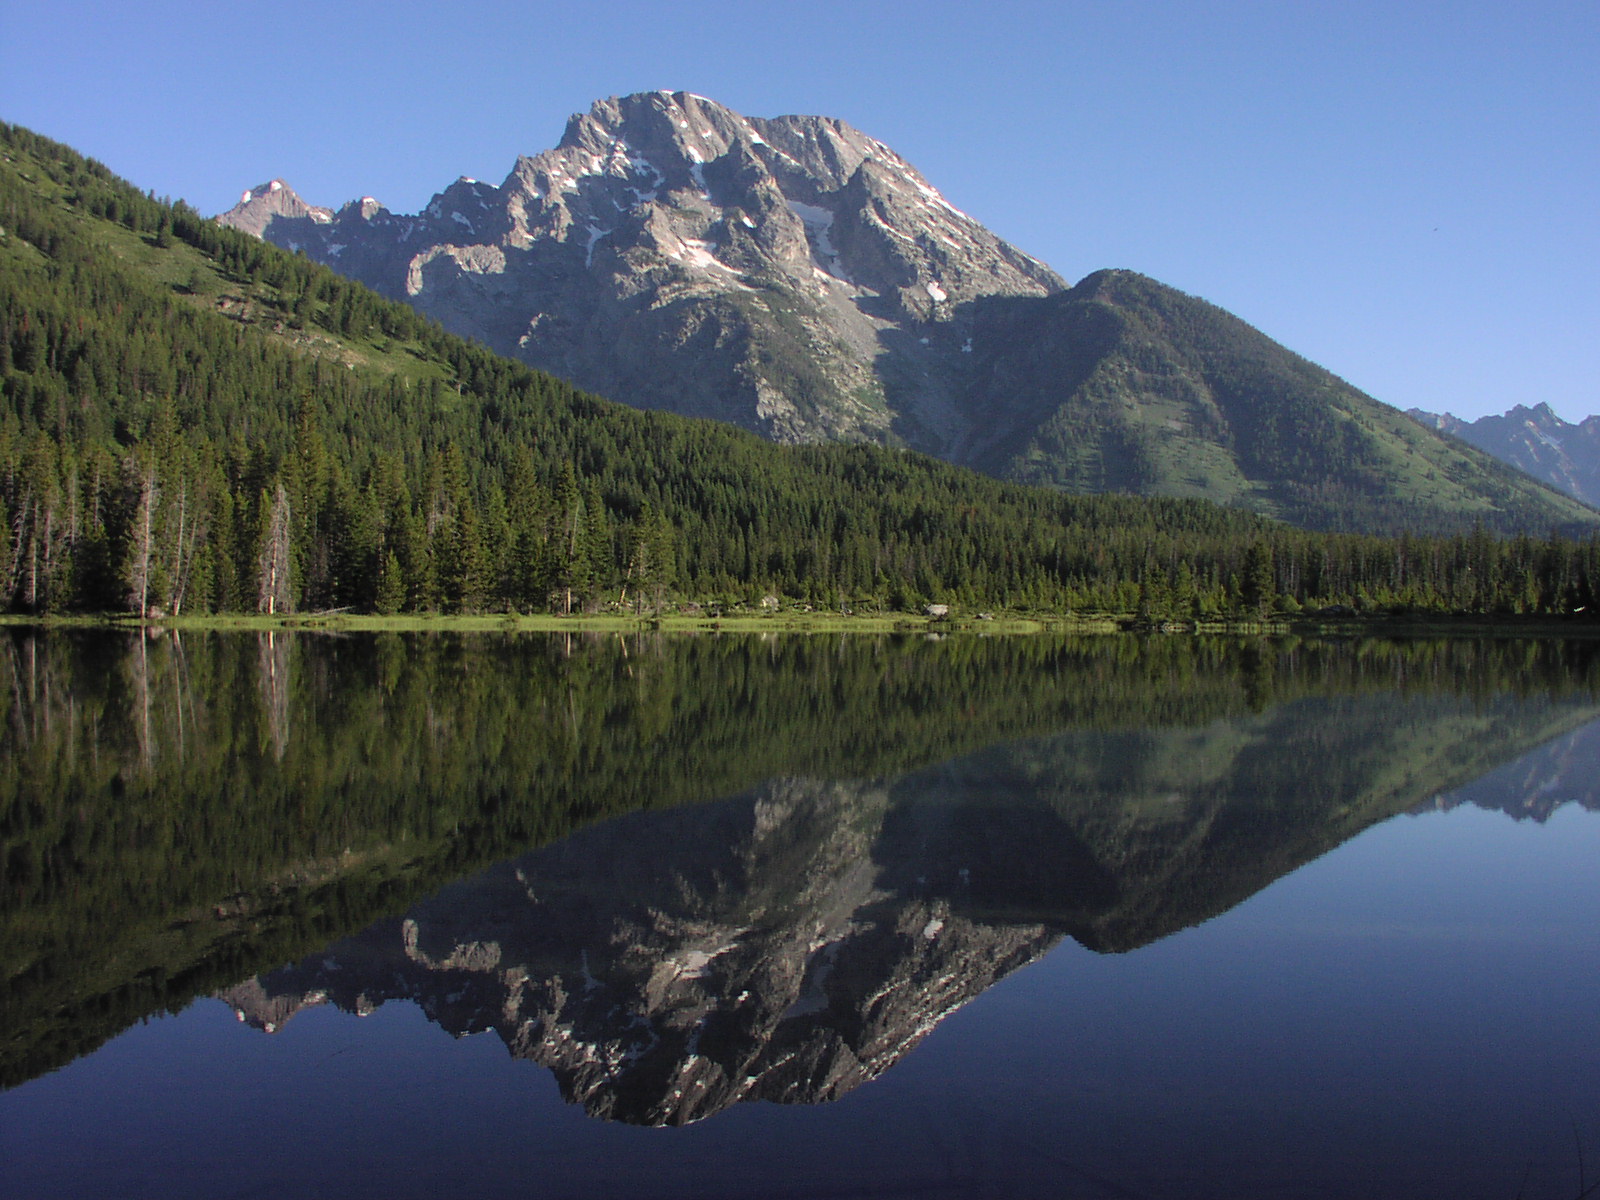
[220,179,333,237]
[219,91,1064,447]
[1515,401,1561,428]
[1408,401,1600,507]
[215,776,1066,1126]
[339,195,388,221]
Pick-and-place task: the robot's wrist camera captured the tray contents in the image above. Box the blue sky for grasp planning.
[3,0,1595,421]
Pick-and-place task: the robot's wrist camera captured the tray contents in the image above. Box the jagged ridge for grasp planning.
[220,91,1061,449]
[216,693,1600,1126]
[1411,403,1600,508]
[219,92,1597,535]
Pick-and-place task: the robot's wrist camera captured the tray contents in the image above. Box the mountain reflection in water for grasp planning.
[3,629,1600,1200]
[192,642,1600,1126]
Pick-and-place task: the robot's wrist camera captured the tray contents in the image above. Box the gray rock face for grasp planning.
[218,91,1063,451]
[221,179,333,238]
[218,777,1062,1126]
[1409,403,1600,507]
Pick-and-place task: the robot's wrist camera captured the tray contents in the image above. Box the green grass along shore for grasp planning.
[7,609,1599,638]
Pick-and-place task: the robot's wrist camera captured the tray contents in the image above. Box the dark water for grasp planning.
[2,630,1599,1198]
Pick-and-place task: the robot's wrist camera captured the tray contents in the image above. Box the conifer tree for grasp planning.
[374,551,405,615]
[553,462,588,615]
[0,496,14,605]
[1241,542,1274,617]
[626,503,675,615]
[441,495,487,613]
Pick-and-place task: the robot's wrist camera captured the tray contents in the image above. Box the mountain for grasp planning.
[220,91,1063,449]
[11,630,1598,1093]
[219,776,1065,1126]
[1409,403,1600,508]
[0,119,1282,620]
[220,178,333,236]
[219,92,1599,534]
[213,684,1600,1126]
[6,119,1599,624]
[949,270,1600,530]
[1420,716,1600,822]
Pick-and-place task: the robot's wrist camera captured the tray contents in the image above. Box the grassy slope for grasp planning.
[3,144,452,386]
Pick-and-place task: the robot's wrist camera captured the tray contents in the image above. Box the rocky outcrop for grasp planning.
[218,91,1061,450]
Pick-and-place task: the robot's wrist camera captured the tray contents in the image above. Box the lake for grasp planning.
[2,629,1598,1199]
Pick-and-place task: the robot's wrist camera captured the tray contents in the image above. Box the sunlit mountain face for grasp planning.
[216,94,1596,535]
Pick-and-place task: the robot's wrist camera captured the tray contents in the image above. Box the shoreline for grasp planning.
[5,611,1599,638]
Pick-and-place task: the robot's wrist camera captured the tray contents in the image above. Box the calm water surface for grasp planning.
[1,630,1598,1199]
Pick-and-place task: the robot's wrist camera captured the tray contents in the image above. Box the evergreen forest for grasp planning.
[4,123,1599,621]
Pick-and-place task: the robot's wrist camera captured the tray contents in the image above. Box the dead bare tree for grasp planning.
[126,465,159,618]
[256,484,292,615]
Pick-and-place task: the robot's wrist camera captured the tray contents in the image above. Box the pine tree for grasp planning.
[1241,542,1274,617]
[123,457,159,617]
[626,503,675,615]
[441,496,487,613]
[553,461,588,615]
[374,551,405,615]
[0,495,13,606]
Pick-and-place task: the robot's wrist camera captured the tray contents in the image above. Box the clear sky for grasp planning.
[3,0,1595,422]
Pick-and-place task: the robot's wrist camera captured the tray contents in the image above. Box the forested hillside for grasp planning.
[2,123,1598,620]
[964,270,1600,534]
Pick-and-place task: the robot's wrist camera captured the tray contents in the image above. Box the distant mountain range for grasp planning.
[219,92,1597,534]
[1421,716,1600,822]
[1409,403,1600,508]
